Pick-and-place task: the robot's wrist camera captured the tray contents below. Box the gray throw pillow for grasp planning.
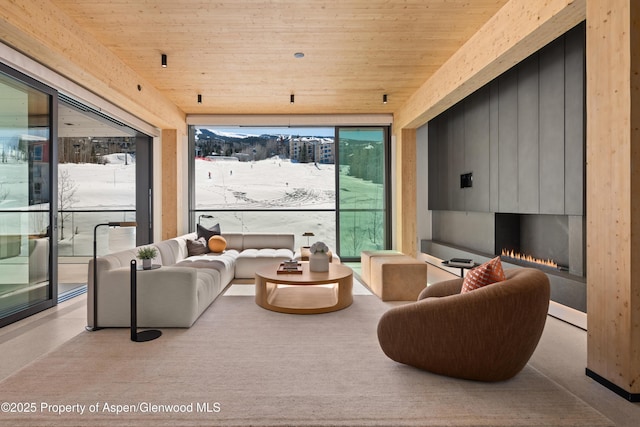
[197,223,221,242]
[186,237,209,256]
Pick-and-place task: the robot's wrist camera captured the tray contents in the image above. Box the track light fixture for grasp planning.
[197,94,202,104]
[161,54,167,68]
[290,94,295,104]
[383,94,388,104]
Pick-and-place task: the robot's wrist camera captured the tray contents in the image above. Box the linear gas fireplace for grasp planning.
[495,213,584,278]
[424,209,587,314]
[500,249,559,270]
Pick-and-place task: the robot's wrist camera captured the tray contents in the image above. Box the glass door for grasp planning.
[0,64,57,327]
[336,127,390,260]
[56,96,153,299]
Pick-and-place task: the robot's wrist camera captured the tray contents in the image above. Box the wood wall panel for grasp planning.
[161,129,178,240]
[396,128,417,256]
[586,0,640,396]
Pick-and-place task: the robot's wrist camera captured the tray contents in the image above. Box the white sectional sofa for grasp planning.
[87,231,295,328]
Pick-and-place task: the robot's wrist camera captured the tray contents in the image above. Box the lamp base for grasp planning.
[132,329,162,342]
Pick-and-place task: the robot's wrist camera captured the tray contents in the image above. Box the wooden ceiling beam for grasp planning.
[0,0,185,131]
[394,0,586,131]
[46,0,508,115]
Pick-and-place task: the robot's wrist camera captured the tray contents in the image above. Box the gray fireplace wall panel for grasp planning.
[427,119,440,210]
[548,274,586,313]
[450,105,465,211]
[517,54,540,214]
[564,24,585,216]
[432,210,494,255]
[497,68,519,213]
[428,113,451,210]
[427,23,584,217]
[539,37,566,215]
[568,215,585,277]
[489,81,500,212]
[425,23,586,313]
[464,86,491,212]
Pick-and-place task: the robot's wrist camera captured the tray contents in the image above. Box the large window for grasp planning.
[56,97,153,257]
[190,125,390,261]
[337,128,389,258]
[191,127,337,249]
[0,60,154,326]
[0,64,56,327]
[55,97,154,299]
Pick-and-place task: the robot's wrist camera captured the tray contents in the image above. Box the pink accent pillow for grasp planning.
[461,256,506,293]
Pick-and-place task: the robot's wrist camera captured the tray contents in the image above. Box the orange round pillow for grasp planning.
[207,235,227,253]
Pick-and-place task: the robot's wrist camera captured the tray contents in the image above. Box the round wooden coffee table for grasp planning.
[255,262,353,314]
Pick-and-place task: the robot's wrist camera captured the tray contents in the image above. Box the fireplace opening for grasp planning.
[500,249,559,270]
[495,213,584,277]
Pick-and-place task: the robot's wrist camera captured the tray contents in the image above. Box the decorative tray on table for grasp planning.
[277,261,303,274]
[442,258,476,268]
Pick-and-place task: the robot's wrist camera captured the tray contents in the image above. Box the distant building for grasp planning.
[205,155,239,162]
[232,153,251,162]
[314,140,334,164]
[289,137,334,164]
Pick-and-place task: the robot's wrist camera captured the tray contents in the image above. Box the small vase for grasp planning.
[142,259,152,270]
[309,251,329,272]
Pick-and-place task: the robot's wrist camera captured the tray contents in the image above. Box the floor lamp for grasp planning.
[303,231,315,247]
[198,214,213,224]
[88,221,137,331]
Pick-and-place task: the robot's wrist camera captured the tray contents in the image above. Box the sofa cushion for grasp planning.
[137,266,219,328]
[186,237,209,256]
[461,256,506,293]
[242,233,295,251]
[175,250,239,286]
[155,237,190,265]
[103,248,139,268]
[221,232,244,251]
[235,248,295,279]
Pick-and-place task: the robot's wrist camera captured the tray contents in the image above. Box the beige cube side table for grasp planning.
[360,250,405,286]
[369,256,428,301]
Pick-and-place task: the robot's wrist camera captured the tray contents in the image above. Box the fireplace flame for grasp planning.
[500,249,558,269]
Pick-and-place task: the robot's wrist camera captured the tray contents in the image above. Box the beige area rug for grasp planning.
[0,295,612,427]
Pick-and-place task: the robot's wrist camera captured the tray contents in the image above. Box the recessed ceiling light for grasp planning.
[294,52,305,59]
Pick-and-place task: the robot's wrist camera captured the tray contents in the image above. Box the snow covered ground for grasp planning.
[2,152,382,257]
[195,156,335,209]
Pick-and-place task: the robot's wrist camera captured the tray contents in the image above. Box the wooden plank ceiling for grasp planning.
[50,0,509,116]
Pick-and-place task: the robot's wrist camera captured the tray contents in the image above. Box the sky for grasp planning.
[202,127,335,138]
[201,127,385,142]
